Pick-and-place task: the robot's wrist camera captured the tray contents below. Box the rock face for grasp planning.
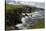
[15,16,31,29]
[16,16,35,29]
[16,10,44,30]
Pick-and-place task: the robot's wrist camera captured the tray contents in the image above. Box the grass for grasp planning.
[32,19,44,29]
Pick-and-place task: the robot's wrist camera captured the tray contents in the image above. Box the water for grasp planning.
[16,9,44,29]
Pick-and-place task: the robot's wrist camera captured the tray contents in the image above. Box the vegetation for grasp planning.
[32,19,44,29]
[5,4,25,30]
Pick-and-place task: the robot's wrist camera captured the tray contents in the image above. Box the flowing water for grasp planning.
[16,9,44,30]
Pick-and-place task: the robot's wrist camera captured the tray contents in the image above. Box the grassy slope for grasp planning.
[32,19,44,29]
[6,4,25,30]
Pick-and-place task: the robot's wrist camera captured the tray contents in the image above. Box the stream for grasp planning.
[16,9,44,30]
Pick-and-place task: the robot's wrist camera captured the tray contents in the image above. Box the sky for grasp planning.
[6,0,45,8]
[15,0,45,2]
[6,0,45,2]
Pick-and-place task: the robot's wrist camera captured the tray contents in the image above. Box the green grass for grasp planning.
[32,19,44,29]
